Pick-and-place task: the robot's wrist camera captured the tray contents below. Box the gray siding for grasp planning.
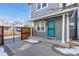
[33,16,63,40]
[31,3,77,41]
[31,3,59,19]
[77,7,79,39]
[35,32,47,37]
[55,16,62,40]
[68,10,77,39]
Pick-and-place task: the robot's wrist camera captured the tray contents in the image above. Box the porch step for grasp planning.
[47,37,56,39]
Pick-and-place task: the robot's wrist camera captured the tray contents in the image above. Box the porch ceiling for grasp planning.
[30,7,78,22]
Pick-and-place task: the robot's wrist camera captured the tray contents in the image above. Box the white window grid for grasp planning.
[36,3,48,12]
[36,21,46,32]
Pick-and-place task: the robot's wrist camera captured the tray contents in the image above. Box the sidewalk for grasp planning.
[5,40,63,56]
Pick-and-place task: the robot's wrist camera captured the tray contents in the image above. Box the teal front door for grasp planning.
[47,19,55,37]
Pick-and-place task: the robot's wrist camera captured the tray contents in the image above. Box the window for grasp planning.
[37,22,40,30]
[36,21,46,31]
[42,3,47,8]
[59,3,63,11]
[66,3,74,6]
[41,22,44,30]
[37,27,40,30]
[37,3,41,10]
[69,22,75,29]
[36,3,48,11]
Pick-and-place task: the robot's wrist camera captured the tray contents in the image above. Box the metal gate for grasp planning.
[3,26,21,44]
[21,27,30,40]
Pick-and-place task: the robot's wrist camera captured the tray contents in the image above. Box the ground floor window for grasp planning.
[36,21,46,32]
[69,22,75,29]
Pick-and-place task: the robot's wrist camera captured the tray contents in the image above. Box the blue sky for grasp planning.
[0,3,30,24]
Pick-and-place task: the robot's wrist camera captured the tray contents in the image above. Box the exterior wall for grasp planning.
[55,16,62,40]
[35,31,47,37]
[77,5,79,39]
[31,3,59,19]
[33,16,63,40]
[69,11,77,39]
[31,3,77,41]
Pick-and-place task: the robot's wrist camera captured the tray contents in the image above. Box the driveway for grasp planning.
[5,40,62,56]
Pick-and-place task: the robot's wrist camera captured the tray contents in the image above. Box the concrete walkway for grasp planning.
[5,40,62,56]
[28,36,67,47]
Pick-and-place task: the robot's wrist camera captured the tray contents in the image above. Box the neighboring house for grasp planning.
[30,3,78,44]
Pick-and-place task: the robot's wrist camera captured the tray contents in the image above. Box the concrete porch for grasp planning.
[28,36,68,47]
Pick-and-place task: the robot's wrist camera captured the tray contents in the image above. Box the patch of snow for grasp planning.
[0,47,8,56]
[17,44,31,50]
[55,47,79,55]
[24,39,40,44]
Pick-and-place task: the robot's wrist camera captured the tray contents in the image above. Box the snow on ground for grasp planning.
[24,39,40,44]
[0,47,8,56]
[55,47,79,55]
[4,35,21,39]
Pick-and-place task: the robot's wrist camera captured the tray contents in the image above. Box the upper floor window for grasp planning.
[59,3,63,11]
[42,3,47,8]
[66,3,74,6]
[37,3,41,10]
[36,3,48,11]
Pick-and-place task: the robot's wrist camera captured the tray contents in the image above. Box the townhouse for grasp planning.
[30,3,78,44]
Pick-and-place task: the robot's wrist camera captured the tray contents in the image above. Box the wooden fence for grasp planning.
[0,26,3,45]
[0,26,30,45]
[21,27,30,40]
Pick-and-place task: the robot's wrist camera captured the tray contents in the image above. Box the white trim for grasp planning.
[66,13,70,42]
[59,3,63,11]
[69,22,75,29]
[62,14,65,43]
[66,3,75,6]
[36,22,40,31]
[31,7,77,21]
[36,3,48,12]
[70,10,76,19]
[30,4,32,37]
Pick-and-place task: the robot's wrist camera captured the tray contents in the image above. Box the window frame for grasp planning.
[42,3,47,8]
[69,22,75,29]
[36,3,48,12]
[66,3,74,6]
[36,21,46,32]
[36,3,41,10]
[59,3,63,11]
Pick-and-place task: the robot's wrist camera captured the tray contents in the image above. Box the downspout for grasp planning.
[29,4,33,38]
[75,9,77,39]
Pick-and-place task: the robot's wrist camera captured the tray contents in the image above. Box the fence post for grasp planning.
[2,26,4,45]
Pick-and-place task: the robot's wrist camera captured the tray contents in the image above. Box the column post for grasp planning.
[62,14,65,43]
[66,13,70,42]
